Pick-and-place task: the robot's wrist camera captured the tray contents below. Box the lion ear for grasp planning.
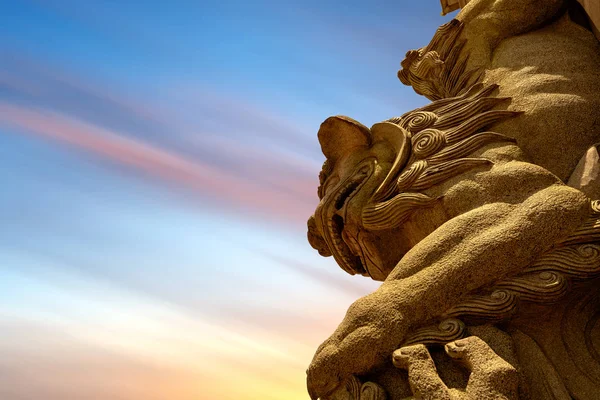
[318,116,372,163]
[370,122,409,153]
[371,122,411,200]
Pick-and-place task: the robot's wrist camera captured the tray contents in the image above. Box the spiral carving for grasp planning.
[364,80,517,232]
[526,243,600,280]
[435,240,600,326]
[403,318,466,346]
[579,243,600,259]
[495,271,569,303]
[397,160,428,190]
[360,382,387,400]
[335,376,387,400]
[402,111,438,133]
[412,128,446,158]
[345,375,362,398]
[445,290,518,322]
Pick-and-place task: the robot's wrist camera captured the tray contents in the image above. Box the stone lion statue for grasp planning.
[305,0,600,399]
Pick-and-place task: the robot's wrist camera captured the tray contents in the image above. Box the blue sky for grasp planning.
[0,1,454,399]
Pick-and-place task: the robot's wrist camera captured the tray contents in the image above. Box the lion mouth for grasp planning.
[328,214,365,275]
[323,169,371,276]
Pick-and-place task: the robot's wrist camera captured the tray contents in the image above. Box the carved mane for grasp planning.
[307,4,600,399]
[405,204,600,346]
[357,17,600,346]
[361,82,519,231]
[397,19,481,101]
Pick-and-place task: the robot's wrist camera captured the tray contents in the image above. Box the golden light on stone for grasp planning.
[306,1,600,399]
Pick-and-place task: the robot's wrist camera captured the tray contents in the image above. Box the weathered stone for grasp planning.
[305,1,600,399]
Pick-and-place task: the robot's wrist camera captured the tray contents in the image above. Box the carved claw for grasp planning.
[391,348,408,369]
[392,344,432,368]
[444,337,469,359]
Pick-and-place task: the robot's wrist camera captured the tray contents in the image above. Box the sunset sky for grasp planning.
[0,1,454,399]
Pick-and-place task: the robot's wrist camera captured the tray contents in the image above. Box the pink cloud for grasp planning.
[0,51,324,204]
[0,102,317,227]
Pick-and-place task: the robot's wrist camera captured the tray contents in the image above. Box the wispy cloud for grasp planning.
[0,48,321,166]
[0,268,315,400]
[0,102,318,226]
[0,49,327,229]
[261,251,376,298]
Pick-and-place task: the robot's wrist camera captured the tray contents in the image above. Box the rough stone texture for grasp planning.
[442,0,600,41]
[305,1,600,399]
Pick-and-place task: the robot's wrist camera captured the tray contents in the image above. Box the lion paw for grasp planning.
[444,336,476,361]
[446,336,517,378]
[394,335,519,400]
[392,344,432,369]
[447,336,518,399]
[393,344,452,400]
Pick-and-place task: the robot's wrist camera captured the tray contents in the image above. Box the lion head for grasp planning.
[307,83,518,281]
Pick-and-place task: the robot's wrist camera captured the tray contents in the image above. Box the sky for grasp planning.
[0,1,455,399]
